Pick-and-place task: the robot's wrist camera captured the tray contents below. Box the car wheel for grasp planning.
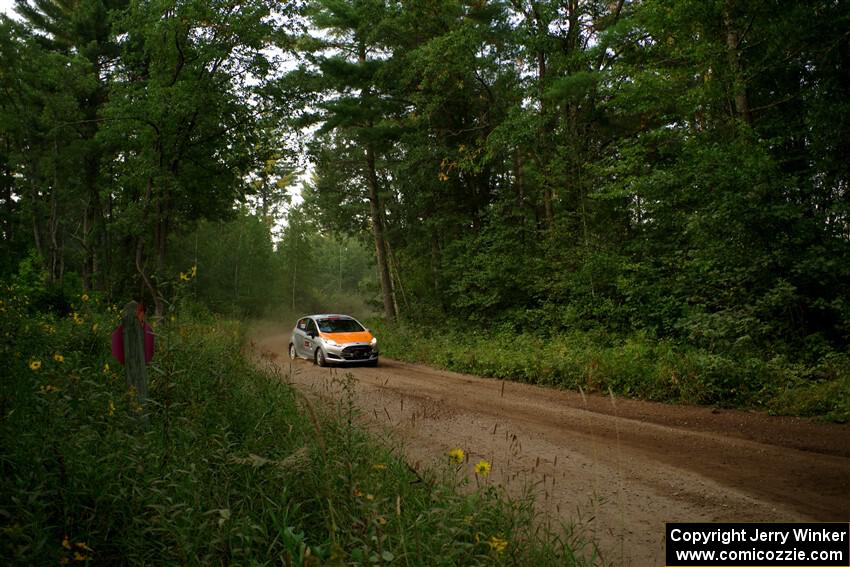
[316,348,327,367]
[366,358,378,367]
[289,343,297,360]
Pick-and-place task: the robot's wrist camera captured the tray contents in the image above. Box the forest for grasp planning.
[2,0,850,416]
[1,0,849,563]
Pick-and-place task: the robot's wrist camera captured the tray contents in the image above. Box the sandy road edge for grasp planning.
[247,327,850,567]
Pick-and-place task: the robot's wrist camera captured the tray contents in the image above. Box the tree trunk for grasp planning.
[48,178,62,284]
[724,1,752,125]
[101,189,113,290]
[31,205,43,263]
[1,159,14,246]
[365,143,397,321]
[431,235,440,294]
[358,41,397,321]
[537,46,555,230]
[139,177,165,318]
[514,149,526,217]
[150,175,171,318]
[81,150,101,291]
[82,199,93,291]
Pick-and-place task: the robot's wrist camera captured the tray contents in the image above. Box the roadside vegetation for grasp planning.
[0,275,594,565]
[3,0,849,424]
[2,0,849,562]
[371,322,850,423]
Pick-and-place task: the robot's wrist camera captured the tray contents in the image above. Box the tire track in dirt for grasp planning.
[252,331,850,567]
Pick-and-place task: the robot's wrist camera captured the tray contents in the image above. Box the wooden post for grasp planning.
[122,301,148,408]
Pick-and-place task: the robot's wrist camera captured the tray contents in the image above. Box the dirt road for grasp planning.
[253,331,850,566]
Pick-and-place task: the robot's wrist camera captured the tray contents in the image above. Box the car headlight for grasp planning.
[324,338,338,346]
[370,337,377,346]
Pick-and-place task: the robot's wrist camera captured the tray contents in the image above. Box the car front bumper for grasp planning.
[322,342,379,363]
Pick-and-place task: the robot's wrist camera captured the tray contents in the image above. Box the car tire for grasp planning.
[316,348,327,367]
[366,358,378,367]
[289,343,297,360]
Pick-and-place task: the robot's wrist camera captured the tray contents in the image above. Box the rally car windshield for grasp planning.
[318,318,365,333]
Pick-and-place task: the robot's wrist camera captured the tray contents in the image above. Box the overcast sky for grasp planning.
[1,0,15,17]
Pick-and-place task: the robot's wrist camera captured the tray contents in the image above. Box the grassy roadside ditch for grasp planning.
[368,321,850,422]
[0,292,594,565]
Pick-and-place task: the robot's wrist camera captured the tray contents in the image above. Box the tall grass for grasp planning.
[368,321,850,422]
[0,289,594,565]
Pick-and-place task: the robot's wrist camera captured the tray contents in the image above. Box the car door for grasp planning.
[294,318,308,357]
[302,318,318,358]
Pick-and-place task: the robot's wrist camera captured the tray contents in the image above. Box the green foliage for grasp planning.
[0,291,594,564]
[1,0,295,315]
[161,208,378,319]
[275,204,379,318]
[278,0,850,420]
[167,213,282,317]
[3,0,850,421]
[370,321,850,422]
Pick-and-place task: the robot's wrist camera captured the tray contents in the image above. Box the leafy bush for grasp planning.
[0,289,594,564]
[369,320,849,422]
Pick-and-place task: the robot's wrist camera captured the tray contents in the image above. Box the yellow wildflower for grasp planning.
[448,447,465,464]
[108,400,115,417]
[62,535,72,550]
[365,494,374,501]
[474,460,491,477]
[53,353,64,363]
[72,312,84,325]
[190,265,197,277]
[40,385,60,394]
[73,551,88,561]
[74,542,93,552]
[103,362,110,374]
[376,515,387,526]
[488,536,508,553]
[372,463,387,471]
[81,294,89,303]
[91,323,99,333]
[29,359,42,371]
[179,272,190,282]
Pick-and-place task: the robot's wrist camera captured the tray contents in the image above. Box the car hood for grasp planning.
[319,331,373,344]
